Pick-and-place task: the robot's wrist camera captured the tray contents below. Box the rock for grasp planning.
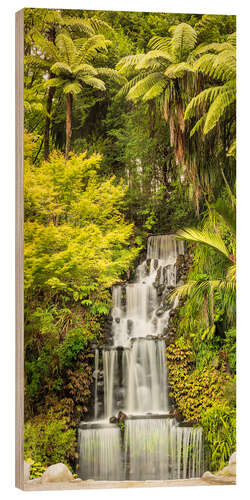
[24,461,30,482]
[229,452,236,465]
[127,319,133,335]
[109,416,118,424]
[115,317,120,323]
[117,410,127,422]
[217,462,236,477]
[202,451,236,484]
[41,463,74,483]
[155,307,165,317]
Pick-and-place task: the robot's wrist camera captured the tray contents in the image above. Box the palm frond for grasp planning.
[176,227,230,260]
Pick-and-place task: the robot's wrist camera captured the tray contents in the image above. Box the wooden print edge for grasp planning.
[15,8,24,491]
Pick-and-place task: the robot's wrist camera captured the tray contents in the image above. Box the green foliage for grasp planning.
[26,459,47,479]
[167,338,231,423]
[201,404,236,471]
[24,410,76,467]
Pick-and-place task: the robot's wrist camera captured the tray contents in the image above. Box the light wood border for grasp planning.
[15,8,24,491]
[15,9,234,492]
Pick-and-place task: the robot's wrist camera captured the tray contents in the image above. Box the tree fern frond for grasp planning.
[164,62,195,78]
[203,87,235,133]
[88,16,115,36]
[56,34,76,66]
[136,50,173,70]
[96,67,127,85]
[115,73,148,99]
[44,77,65,89]
[184,86,223,119]
[63,82,83,95]
[79,76,106,91]
[50,62,72,76]
[24,55,49,71]
[73,64,97,77]
[171,23,197,61]
[148,36,171,51]
[142,79,167,101]
[116,54,145,74]
[189,114,207,137]
[227,138,236,159]
[127,72,164,101]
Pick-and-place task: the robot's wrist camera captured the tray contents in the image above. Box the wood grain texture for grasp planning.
[15,8,24,491]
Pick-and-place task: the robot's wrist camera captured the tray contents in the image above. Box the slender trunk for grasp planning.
[65,94,73,160]
[44,82,55,160]
[204,292,209,330]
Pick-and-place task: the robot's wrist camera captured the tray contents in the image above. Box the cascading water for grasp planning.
[78,235,204,481]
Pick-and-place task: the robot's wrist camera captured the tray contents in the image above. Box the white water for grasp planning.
[124,418,203,480]
[78,427,122,480]
[79,235,204,481]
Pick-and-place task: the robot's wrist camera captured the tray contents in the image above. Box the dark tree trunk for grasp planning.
[44,82,55,160]
[43,27,56,161]
[65,94,73,160]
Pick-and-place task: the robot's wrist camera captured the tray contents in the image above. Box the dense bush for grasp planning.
[24,410,76,467]
[167,338,231,422]
[201,404,236,471]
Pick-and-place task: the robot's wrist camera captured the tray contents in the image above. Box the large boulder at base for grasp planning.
[24,461,30,481]
[202,452,236,484]
[41,463,74,483]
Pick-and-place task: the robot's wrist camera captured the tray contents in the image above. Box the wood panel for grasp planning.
[15,8,24,491]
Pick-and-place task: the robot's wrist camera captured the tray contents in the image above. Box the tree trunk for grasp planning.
[44,27,56,160]
[65,94,73,160]
[44,82,55,160]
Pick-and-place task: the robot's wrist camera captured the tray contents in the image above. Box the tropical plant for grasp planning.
[184,32,236,154]
[40,32,125,158]
[116,23,199,164]
[24,9,115,159]
[172,199,236,328]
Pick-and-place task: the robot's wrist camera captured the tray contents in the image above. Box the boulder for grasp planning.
[202,451,236,484]
[229,452,236,465]
[41,463,74,483]
[24,461,30,482]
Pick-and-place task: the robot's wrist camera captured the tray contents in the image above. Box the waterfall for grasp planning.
[78,425,122,480]
[78,234,204,481]
[124,418,203,480]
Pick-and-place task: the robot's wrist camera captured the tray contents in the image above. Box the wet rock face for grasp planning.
[127,319,133,336]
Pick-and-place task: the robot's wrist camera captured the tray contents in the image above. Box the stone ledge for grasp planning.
[24,478,231,491]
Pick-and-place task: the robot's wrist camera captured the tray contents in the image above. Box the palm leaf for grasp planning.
[176,227,230,260]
